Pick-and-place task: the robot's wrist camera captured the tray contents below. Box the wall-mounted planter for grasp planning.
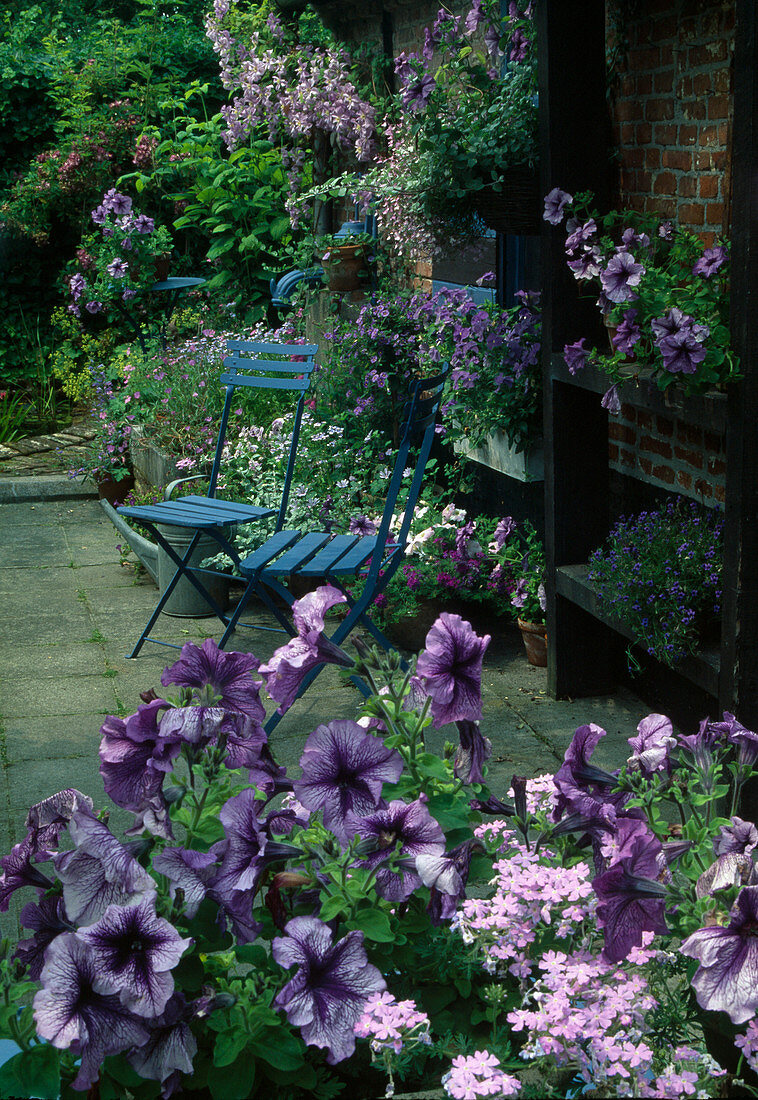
[129,425,182,492]
[454,431,544,483]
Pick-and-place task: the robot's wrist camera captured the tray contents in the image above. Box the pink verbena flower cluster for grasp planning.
[354,991,431,1055]
[441,1050,521,1098]
[455,836,594,980]
[735,1019,758,1075]
[507,942,661,1090]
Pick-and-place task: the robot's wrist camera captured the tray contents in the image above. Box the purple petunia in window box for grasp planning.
[543,188,741,398]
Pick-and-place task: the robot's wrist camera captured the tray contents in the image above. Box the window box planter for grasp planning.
[454,431,544,483]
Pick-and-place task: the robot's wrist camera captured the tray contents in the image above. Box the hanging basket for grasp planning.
[472,166,541,235]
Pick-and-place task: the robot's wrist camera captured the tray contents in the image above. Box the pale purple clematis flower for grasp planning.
[161,638,265,720]
[627,713,676,776]
[600,250,645,303]
[260,586,353,715]
[453,720,492,785]
[54,809,156,925]
[127,994,197,1090]
[681,886,758,1024]
[152,847,218,918]
[348,798,445,902]
[293,720,402,845]
[272,916,385,1064]
[464,0,484,36]
[77,897,191,1018]
[593,830,668,962]
[563,338,589,375]
[543,187,573,225]
[416,613,490,728]
[34,934,149,1091]
[693,244,728,277]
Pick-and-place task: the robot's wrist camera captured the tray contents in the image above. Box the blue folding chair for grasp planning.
[216,368,449,731]
[118,339,318,658]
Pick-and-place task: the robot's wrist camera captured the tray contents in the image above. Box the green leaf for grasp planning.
[209,1052,255,1100]
[214,1029,249,1068]
[346,907,394,942]
[0,1044,61,1100]
[319,894,349,922]
[248,1027,305,1070]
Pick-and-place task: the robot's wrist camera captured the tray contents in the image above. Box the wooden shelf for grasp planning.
[555,564,721,698]
[550,356,729,433]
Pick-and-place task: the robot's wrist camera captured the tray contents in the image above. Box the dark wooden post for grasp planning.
[538,0,620,698]
[723,0,758,729]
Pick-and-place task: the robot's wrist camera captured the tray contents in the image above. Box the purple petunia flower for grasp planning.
[85,300,103,314]
[600,250,644,303]
[133,214,155,235]
[593,830,668,962]
[567,245,602,281]
[714,817,758,858]
[34,933,149,1091]
[77,897,191,1018]
[658,328,707,374]
[464,0,484,36]
[347,798,445,902]
[695,851,755,900]
[563,338,589,375]
[69,273,86,300]
[152,847,218,918]
[552,723,623,825]
[127,993,197,1089]
[416,839,481,924]
[0,834,55,911]
[612,308,642,356]
[416,613,490,728]
[99,701,175,812]
[453,720,492,785]
[161,639,264,720]
[693,244,728,278]
[158,705,227,747]
[260,586,353,715]
[54,809,156,925]
[627,713,676,776]
[103,189,132,217]
[601,384,622,415]
[349,514,377,537]
[680,886,758,1024]
[107,258,128,278]
[491,516,516,548]
[710,712,758,769]
[15,896,73,980]
[293,720,403,844]
[26,788,95,856]
[272,915,385,1064]
[565,218,597,253]
[543,187,573,225]
[402,71,436,111]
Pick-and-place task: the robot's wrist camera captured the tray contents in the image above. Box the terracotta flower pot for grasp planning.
[321,244,369,292]
[517,618,547,666]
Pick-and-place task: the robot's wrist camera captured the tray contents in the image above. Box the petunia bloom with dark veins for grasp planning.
[272,915,385,1064]
[416,840,482,925]
[0,834,55,911]
[161,637,265,720]
[416,613,490,728]
[347,798,445,902]
[99,702,177,812]
[152,847,218,919]
[34,933,149,1091]
[543,187,573,225]
[681,885,758,1024]
[715,817,758,858]
[77,897,191,1018]
[127,993,197,1094]
[54,808,156,925]
[599,249,645,304]
[293,720,403,844]
[454,720,492,785]
[552,723,621,823]
[25,789,94,856]
[260,586,353,715]
[593,830,668,962]
[15,895,73,980]
[627,713,676,776]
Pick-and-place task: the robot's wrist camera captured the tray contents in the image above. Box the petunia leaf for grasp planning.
[248,1027,306,1070]
[346,908,394,943]
[209,1052,256,1100]
[0,1044,61,1100]
[213,1029,249,1068]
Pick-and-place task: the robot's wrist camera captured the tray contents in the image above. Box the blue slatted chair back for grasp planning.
[209,339,317,530]
[362,368,448,587]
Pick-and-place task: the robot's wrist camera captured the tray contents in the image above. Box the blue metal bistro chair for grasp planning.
[118,339,318,658]
[216,368,449,731]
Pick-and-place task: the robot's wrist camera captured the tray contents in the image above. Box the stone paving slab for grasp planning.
[0,491,657,944]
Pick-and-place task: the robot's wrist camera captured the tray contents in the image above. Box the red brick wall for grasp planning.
[609,404,726,506]
[608,0,735,244]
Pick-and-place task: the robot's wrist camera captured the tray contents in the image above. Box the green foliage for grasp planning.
[125,92,294,319]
